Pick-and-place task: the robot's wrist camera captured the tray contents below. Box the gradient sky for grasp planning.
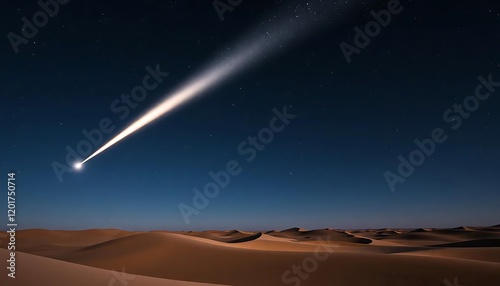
[1,0,499,231]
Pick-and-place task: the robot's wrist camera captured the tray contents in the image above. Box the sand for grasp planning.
[1,225,500,285]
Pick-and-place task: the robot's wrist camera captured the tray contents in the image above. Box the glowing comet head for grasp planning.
[74,162,83,170]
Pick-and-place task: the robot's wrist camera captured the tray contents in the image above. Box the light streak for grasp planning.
[78,1,352,167]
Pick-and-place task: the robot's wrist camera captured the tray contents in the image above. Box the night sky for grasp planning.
[1,0,499,231]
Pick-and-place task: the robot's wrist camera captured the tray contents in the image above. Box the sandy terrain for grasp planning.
[1,225,500,286]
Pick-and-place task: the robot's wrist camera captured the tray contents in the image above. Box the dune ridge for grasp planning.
[1,225,500,286]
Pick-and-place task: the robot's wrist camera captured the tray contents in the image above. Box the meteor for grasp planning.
[77,1,354,168]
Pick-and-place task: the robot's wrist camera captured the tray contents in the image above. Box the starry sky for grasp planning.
[1,0,499,231]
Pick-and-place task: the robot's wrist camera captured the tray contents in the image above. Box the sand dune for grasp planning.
[0,248,227,286]
[394,247,500,263]
[2,225,500,286]
[266,228,372,244]
[180,230,263,243]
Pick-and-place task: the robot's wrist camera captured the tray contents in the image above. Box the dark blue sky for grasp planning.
[1,0,499,230]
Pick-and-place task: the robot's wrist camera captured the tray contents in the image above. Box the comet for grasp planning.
[77,1,353,168]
